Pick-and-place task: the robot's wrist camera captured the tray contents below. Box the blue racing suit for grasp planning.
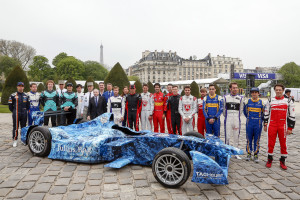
[243,98,264,155]
[8,92,30,140]
[203,94,223,137]
[27,91,41,125]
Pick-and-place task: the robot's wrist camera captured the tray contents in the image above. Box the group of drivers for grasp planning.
[9,80,295,170]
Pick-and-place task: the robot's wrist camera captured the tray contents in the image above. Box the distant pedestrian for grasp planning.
[8,82,30,147]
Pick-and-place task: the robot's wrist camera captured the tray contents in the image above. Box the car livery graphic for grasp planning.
[21,111,243,188]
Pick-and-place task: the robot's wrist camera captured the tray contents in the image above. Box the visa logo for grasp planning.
[239,74,246,78]
[257,74,268,79]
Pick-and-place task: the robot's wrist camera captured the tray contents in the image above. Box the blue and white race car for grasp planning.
[21,112,243,188]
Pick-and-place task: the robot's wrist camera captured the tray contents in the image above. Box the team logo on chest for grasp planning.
[142,100,148,107]
[185,104,191,111]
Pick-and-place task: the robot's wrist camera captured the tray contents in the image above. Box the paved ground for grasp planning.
[0,100,300,200]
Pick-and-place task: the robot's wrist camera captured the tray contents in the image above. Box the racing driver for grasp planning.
[264,84,296,170]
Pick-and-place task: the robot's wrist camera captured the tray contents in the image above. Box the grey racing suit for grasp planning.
[178,95,197,134]
[107,95,125,126]
[140,92,154,131]
[223,94,244,148]
[76,92,84,119]
[81,91,94,120]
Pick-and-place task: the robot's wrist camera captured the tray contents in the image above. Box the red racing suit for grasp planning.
[197,97,206,136]
[153,92,166,133]
[165,92,173,134]
[264,96,296,157]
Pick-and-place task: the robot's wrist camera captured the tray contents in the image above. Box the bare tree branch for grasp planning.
[0,39,36,69]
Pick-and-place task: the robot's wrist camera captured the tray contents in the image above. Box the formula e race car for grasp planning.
[21,112,243,188]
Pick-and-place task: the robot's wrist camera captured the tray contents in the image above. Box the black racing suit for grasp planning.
[8,92,30,140]
[167,94,181,135]
[125,93,141,131]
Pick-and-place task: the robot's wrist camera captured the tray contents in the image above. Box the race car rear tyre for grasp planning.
[152,147,191,188]
[184,131,205,139]
[28,127,52,157]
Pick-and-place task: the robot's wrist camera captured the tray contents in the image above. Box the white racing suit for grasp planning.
[76,92,84,119]
[178,95,197,134]
[81,91,94,120]
[140,92,154,131]
[107,95,125,126]
[223,94,244,147]
[27,91,41,125]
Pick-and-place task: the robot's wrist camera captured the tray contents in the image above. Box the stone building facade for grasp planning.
[126,50,243,84]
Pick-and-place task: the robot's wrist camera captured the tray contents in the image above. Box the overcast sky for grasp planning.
[1,0,300,69]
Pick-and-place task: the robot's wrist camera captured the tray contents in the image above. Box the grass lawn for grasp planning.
[0,104,10,113]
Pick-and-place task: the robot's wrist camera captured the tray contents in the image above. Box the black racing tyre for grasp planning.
[28,126,52,157]
[152,147,191,188]
[184,131,205,139]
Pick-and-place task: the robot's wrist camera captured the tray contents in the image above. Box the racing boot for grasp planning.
[246,153,251,161]
[280,156,287,170]
[253,154,259,163]
[266,154,273,168]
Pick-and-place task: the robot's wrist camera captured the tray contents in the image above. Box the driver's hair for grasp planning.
[113,86,119,90]
[93,89,99,92]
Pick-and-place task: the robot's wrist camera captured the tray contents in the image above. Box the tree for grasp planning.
[56,57,85,80]
[215,84,221,95]
[0,55,21,77]
[0,39,36,69]
[134,80,143,94]
[64,77,77,92]
[190,81,200,98]
[1,66,30,105]
[84,61,108,80]
[104,62,130,90]
[83,76,98,93]
[181,89,185,96]
[128,76,140,82]
[28,55,54,81]
[37,83,45,92]
[277,62,300,88]
[147,81,155,93]
[52,52,68,67]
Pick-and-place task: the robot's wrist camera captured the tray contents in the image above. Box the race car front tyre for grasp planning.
[28,126,52,157]
[152,147,191,188]
[184,131,205,139]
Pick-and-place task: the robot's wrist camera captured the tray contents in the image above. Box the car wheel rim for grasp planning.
[29,131,45,154]
[155,154,184,185]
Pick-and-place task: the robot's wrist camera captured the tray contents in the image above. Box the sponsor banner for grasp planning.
[233,73,276,80]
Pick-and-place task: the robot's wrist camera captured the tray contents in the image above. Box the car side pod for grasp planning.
[190,151,230,185]
[104,156,135,168]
